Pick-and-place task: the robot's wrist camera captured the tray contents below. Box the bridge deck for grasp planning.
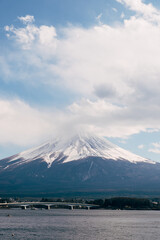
[0,201,98,208]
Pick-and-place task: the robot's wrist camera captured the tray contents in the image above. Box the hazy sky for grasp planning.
[1,0,160,161]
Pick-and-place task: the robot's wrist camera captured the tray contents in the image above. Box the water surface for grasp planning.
[0,209,160,239]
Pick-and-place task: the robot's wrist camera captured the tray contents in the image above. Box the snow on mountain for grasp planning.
[8,133,154,168]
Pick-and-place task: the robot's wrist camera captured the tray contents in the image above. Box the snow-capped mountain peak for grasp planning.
[8,133,154,167]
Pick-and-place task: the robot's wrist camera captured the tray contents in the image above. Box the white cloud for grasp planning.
[151,142,160,148]
[0,98,60,146]
[116,0,160,23]
[96,13,103,25]
[146,128,159,133]
[148,142,160,154]
[18,15,35,24]
[67,98,160,138]
[149,149,160,154]
[112,8,118,13]
[138,144,144,149]
[2,1,160,142]
[121,12,125,19]
[119,139,127,144]
[5,22,57,50]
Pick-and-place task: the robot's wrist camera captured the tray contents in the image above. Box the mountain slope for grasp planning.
[0,133,159,196]
[1,133,153,169]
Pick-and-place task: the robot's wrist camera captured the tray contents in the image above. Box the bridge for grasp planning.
[0,201,99,210]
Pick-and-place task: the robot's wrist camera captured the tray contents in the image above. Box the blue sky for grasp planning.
[1,0,160,161]
[0,0,124,27]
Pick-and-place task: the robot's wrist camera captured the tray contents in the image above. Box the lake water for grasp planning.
[0,209,160,239]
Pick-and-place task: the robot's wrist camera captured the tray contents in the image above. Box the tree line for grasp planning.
[87,197,159,209]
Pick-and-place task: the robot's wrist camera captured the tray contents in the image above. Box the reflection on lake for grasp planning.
[0,209,160,239]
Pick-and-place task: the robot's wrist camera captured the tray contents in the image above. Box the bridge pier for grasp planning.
[21,205,27,210]
[46,205,51,210]
[69,205,74,210]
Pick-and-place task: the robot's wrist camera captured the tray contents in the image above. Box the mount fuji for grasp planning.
[0,133,160,196]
